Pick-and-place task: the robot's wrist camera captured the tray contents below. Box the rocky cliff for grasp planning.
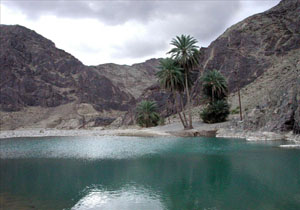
[92,58,160,99]
[191,0,300,134]
[123,0,300,134]
[0,25,159,129]
[1,0,299,133]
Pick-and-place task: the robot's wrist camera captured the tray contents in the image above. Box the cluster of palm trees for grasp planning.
[137,34,230,128]
[157,35,200,129]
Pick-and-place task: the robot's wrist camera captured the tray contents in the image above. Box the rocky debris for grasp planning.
[217,128,286,141]
[234,69,300,134]
[169,129,217,137]
[93,117,116,127]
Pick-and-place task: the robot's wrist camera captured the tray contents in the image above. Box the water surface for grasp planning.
[0,136,300,210]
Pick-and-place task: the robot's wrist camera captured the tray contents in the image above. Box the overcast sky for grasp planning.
[1,0,280,65]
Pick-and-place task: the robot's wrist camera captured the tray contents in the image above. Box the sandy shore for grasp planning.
[0,121,227,139]
[1,121,299,145]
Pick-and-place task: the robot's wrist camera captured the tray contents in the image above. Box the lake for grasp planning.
[0,136,300,210]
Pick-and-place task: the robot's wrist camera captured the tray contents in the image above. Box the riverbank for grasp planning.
[0,121,227,139]
[217,128,300,142]
[1,121,299,144]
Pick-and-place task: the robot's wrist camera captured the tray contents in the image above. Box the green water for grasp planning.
[0,136,299,210]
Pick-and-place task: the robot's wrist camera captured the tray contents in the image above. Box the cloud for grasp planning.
[113,37,168,59]
[1,0,280,65]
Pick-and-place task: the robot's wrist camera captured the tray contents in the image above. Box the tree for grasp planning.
[156,58,187,128]
[201,69,228,102]
[200,70,230,124]
[136,100,160,128]
[168,35,200,129]
[200,100,230,123]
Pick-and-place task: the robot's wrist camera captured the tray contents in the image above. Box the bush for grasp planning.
[200,100,230,124]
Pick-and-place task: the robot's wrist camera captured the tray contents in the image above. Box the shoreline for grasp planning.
[1,124,299,144]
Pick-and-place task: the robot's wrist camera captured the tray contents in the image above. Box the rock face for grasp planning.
[125,0,300,134]
[191,0,300,134]
[0,24,135,114]
[1,0,299,133]
[193,0,299,94]
[93,58,160,99]
[0,25,162,129]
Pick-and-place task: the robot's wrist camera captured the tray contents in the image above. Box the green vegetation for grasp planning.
[136,100,160,128]
[201,69,228,102]
[200,70,230,123]
[156,58,187,128]
[167,35,200,129]
[200,100,230,123]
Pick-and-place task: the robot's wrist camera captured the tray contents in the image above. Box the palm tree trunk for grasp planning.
[172,87,186,128]
[180,94,188,126]
[185,71,193,129]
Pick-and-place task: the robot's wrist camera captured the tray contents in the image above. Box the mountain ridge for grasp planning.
[0,0,299,133]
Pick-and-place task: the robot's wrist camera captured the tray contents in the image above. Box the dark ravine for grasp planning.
[0,0,299,134]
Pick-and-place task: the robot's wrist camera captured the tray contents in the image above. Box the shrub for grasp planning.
[200,100,230,124]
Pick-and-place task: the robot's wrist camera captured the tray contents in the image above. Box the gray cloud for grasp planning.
[3,0,280,62]
[112,38,168,59]
[4,0,241,25]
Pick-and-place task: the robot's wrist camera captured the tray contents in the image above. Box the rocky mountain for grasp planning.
[125,0,299,134]
[193,0,299,93]
[1,0,299,134]
[0,25,159,129]
[92,58,160,99]
[191,0,300,134]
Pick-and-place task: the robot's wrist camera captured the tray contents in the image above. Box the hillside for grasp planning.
[192,0,300,133]
[125,0,299,134]
[92,58,160,99]
[0,0,299,134]
[0,25,159,129]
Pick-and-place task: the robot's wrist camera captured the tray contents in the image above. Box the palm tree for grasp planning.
[156,58,187,128]
[136,100,160,128]
[201,69,228,103]
[200,70,230,124]
[168,35,200,129]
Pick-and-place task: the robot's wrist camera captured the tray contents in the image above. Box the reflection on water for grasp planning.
[0,136,300,210]
[72,185,164,210]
